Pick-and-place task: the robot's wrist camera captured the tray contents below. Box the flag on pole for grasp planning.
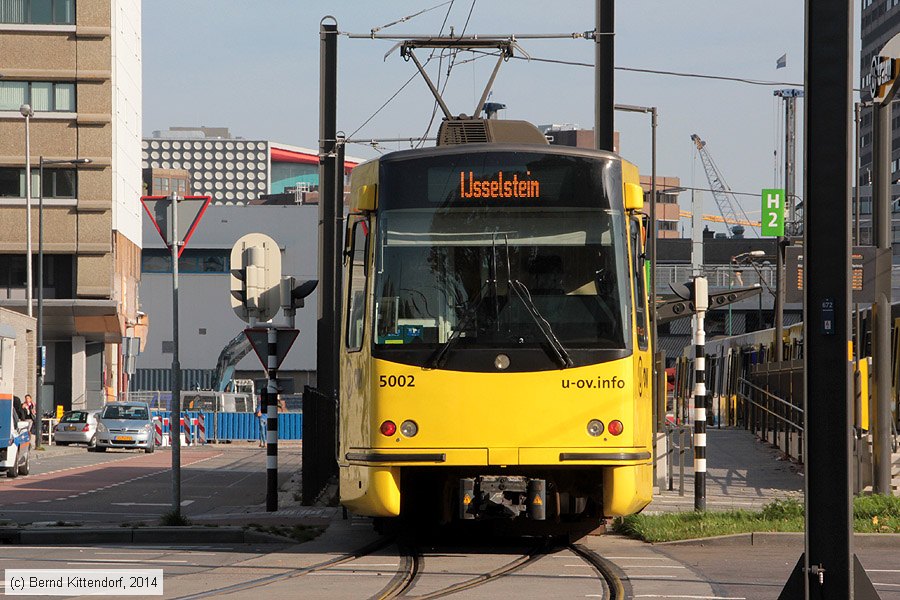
[776,54,787,69]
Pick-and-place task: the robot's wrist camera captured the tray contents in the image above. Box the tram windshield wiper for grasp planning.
[502,237,574,369]
[425,281,490,369]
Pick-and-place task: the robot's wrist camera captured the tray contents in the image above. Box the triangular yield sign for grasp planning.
[244,328,300,372]
[140,195,211,258]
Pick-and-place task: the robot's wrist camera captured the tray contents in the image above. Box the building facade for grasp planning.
[0,0,144,411]
[135,131,359,391]
[859,0,900,248]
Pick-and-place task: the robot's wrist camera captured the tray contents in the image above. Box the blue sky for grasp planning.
[143,2,859,235]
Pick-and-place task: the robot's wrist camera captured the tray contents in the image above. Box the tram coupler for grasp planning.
[458,476,547,520]
[460,478,476,520]
[526,478,546,520]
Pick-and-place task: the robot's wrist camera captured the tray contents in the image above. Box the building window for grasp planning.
[141,249,230,274]
[0,81,75,111]
[0,167,77,198]
[0,0,74,24]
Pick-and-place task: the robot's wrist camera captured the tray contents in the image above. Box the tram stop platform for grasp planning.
[647,427,900,514]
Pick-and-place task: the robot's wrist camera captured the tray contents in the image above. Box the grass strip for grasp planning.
[612,496,900,543]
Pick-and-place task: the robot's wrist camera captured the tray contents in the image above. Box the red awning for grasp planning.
[270,147,357,172]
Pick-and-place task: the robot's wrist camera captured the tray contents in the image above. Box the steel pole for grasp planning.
[170,193,182,516]
[318,19,338,401]
[266,326,278,512]
[872,101,893,495]
[778,0,869,595]
[24,112,32,319]
[692,276,708,512]
[35,158,44,449]
[594,0,614,152]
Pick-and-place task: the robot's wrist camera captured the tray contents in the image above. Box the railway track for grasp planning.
[171,536,396,600]
[374,540,626,600]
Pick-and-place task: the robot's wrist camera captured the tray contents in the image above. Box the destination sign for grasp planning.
[785,245,875,303]
[459,170,540,199]
[379,151,619,210]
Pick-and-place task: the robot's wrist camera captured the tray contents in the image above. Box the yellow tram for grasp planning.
[338,120,653,525]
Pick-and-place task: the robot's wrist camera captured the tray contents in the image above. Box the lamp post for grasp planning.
[35,157,92,449]
[731,251,766,334]
[19,104,33,318]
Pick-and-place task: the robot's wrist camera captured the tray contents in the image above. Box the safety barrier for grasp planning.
[151,411,302,443]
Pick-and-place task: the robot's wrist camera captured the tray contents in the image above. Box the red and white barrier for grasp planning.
[154,420,164,446]
[196,413,206,444]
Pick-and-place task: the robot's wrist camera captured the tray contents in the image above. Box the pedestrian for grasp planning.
[255,398,266,448]
[22,394,36,432]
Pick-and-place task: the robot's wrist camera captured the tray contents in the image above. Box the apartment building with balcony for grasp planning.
[0,0,143,410]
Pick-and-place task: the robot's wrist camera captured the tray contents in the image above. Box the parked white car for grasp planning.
[54,410,100,448]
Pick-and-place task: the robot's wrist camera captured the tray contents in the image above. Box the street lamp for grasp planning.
[34,157,92,449]
[730,250,766,335]
[19,104,33,318]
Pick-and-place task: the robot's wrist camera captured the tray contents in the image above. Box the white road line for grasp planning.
[620,565,687,569]
[868,569,900,573]
[557,574,596,578]
[634,596,747,599]
[627,575,678,579]
[603,556,669,560]
[308,572,389,576]
[875,583,900,588]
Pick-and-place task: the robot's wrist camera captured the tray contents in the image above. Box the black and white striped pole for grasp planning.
[266,326,279,512]
[692,276,708,512]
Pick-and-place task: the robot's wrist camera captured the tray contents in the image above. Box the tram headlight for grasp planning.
[400,420,418,437]
[586,419,604,437]
[608,420,624,436]
[380,421,397,436]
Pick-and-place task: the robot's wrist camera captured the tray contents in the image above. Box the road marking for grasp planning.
[627,575,678,579]
[67,559,188,564]
[603,556,669,560]
[634,596,747,599]
[868,569,900,573]
[620,565,687,569]
[111,500,194,507]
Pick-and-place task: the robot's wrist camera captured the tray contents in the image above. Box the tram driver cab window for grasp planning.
[345,218,369,352]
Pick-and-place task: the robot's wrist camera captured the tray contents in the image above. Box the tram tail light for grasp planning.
[400,420,418,437]
[380,420,397,436]
[608,420,624,436]
[586,419,604,437]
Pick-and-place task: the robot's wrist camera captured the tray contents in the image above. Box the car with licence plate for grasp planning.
[54,410,100,448]
[94,402,155,453]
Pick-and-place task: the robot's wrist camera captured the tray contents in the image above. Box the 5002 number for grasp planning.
[379,375,415,388]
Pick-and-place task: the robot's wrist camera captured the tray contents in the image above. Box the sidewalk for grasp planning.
[648,427,804,513]
[648,427,900,514]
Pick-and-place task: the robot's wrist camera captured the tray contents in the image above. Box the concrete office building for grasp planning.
[0,0,144,410]
[134,133,359,391]
[858,0,900,248]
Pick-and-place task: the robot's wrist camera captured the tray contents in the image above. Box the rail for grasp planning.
[737,377,804,462]
[664,423,692,496]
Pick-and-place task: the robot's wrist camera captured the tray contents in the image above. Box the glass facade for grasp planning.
[271,162,317,194]
[141,249,230,274]
[0,0,75,24]
[0,81,75,111]
[0,167,77,198]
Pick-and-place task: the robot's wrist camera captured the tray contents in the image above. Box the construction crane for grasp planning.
[678,210,760,229]
[690,133,759,238]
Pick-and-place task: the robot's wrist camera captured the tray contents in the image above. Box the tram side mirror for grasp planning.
[624,182,644,211]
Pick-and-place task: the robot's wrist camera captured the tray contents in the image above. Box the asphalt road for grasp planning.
[0,445,300,525]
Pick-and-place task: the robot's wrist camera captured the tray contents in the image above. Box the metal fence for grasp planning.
[150,410,302,442]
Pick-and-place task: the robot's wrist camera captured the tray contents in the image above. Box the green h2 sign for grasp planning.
[761,188,785,237]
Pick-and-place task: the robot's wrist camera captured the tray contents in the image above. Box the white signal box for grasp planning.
[231,233,282,323]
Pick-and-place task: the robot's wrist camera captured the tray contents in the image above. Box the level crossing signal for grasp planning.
[230,233,282,323]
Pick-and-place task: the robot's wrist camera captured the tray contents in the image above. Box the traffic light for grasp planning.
[230,233,282,323]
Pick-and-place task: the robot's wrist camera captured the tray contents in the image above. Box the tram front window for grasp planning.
[374,207,629,350]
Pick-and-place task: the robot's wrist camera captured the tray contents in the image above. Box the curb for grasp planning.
[0,526,294,545]
[657,531,900,549]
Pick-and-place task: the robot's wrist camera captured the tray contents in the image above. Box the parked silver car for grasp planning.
[94,402,155,453]
[54,410,100,448]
